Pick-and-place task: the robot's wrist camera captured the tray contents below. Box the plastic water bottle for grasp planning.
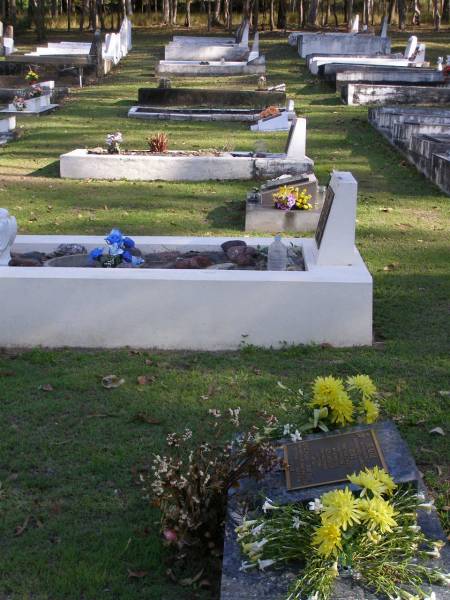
[267,234,288,271]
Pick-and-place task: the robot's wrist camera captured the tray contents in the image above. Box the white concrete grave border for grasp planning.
[1,236,372,352]
[60,117,312,181]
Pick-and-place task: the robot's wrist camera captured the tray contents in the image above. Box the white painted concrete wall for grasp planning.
[1,235,372,349]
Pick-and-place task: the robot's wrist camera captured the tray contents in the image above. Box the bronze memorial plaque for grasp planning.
[284,429,388,491]
[314,185,334,249]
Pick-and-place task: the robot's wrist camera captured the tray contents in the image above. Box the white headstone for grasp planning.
[240,21,250,47]
[404,35,418,59]
[0,21,3,38]
[0,208,17,266]
[3,37,14,56]
[380,16,389,38]
[285,118,306,159]
[287,99,295,111]
[437,57,443,71]
[350,14,360,32]
[251,111,290,132]
[248,33,259,62]
[315,171,358,266]
[0,116,16,134]
[412,42,426,63]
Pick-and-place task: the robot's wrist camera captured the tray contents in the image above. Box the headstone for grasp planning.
[3,36,14,56]
[380,15,389,37]
[285,118,306,159]
[239,21,250,47]
[315,171,357,266]
[404,35,418,59]
[350,14,359,32]
[248,32,259,62]
[413,42,426,63]
[5,24,13,38]
[0,208,17,266]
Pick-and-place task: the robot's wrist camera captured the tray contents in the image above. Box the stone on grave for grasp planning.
[0,208,17,266]
[285,117,306,159]
[220,421,450,600]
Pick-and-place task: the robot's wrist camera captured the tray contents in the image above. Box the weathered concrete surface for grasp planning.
[155,58,266,77]
[60,149,314,181]
[343,83,450,105]
[306,52,403,69]
[297,33,390,58]
[137,87,286,108]
[164,43,249,61]
[369,106,450,195]
[334,66,445,91]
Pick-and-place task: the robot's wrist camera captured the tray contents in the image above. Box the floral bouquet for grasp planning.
[273,186,313,211]
[12,96,26,111]
[105,132,123,154]
[260,105,280,119]
[25,68,39,84]
[237,467,449,600]
[89,229,144,268]
[28,85,43,99]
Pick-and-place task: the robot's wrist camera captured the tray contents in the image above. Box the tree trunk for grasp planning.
[171,0,177,23]
[162,0,169,23]
[30,0,47,40]
[297,0,303,26]
[332,0,338,24]
[269,0,275,28]
[184,0,191,25]
[213,0,221,23]
[252,0,259,29]
[346,0,353,25]
[10,0,17,25]
[67,0,71,30]
[307,0,319,24]
[433,0,441,28]
[387,0,395,23]
[397,0,406,29]
[277,0,287,27]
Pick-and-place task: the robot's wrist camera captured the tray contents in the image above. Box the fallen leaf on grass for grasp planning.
[132,413,161,425]
[101,375,125,389]
[127,569,148,579]
[383,262,400,271]
[0,370,15,377]
[379,207,393,212]
[14,515,43,536]
[39,383,54,392]
[137,375,156,385]
[179,569,204,586]
[145,359,154,366]
[429,427,445,436]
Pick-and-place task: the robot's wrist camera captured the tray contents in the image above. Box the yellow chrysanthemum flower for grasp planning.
[312,522,342,557]
[312,376,346,408]
[370,466,397,496]
[329,391,354,426]
[363,398,379,424]
[348,467,396,497]
[348,468,385,497]
[359,496,398,533]
[321,488,362,530]
[347,375,377,399]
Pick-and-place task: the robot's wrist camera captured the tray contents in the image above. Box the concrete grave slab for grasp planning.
[343,83,450,105]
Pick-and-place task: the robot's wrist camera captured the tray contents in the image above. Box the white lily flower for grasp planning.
[251,523,265,536]
[409,525,421,533]
[416,492,426,501]
[262,498,278,513]
[418,499,436,513]
[239,561,257,572]
[425,548,441,559]
[290,429,302,442]
[423,592,436,600]
[283,424,291,435]
[307,593,319,600]
[257,558,276,571]
[249,538,268,554]
[308,498,324,512]
[292,516,301,530]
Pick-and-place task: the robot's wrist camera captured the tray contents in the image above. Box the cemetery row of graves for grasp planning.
[0,19,449,600]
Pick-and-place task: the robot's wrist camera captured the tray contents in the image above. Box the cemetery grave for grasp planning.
[0,24,448,600]
[369,106,450,194]
[59,117,313,181]
[0,114,16,145]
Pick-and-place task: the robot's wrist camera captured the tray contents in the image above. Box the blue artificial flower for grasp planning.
[123,236,135,249]
[105,228,123,246]
[131,256,145,267]
[89,247,104,260]
[109,243,124,257]
[122,250,133,263]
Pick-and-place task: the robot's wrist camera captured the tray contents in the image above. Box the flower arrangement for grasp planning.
[237,467,449,600]
[28,85,43,99]
[273,186,313,211]
[266,375,380,443]
[148,409,279,550]
[105,132,123,154]
[89,229,144,268]
[12,96,26,111]
[148,132,169,153]
[25,68,39,84]
[260,105,280,119]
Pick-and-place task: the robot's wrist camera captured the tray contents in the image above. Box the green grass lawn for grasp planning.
[0,26,449,600]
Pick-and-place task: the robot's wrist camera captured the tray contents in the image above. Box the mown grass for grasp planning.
[0,26,449,600]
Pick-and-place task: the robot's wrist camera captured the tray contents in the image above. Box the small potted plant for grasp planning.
[148,132,168,153]
[89,229,144,268]
[105,132,123,154]
[273,185,313,211]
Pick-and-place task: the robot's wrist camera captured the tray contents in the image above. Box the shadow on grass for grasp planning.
[30,161,60,177]
[207,200,245,230]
